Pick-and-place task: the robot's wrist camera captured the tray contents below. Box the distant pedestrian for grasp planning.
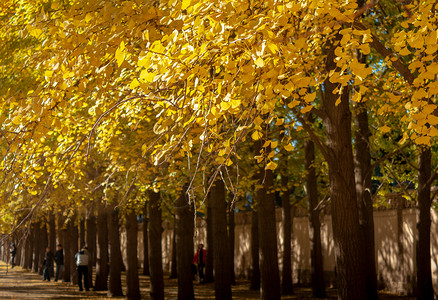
[192,243,207,283]
[43,247,54,281]
[9,243,16,268]
[75,247,89,291]
[54,244,64,282]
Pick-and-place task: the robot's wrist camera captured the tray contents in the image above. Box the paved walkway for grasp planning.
[0,261,416,299]
[0,262,119,299]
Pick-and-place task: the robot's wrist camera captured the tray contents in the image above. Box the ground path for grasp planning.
[0,262,415,299]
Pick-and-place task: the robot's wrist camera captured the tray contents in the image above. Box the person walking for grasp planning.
[192,243,207,283]
[54,244,64,282]
[74,247,89,291]
[9,243,16,268]
[43,247,54,281]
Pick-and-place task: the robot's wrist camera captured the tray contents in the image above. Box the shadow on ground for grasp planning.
[0,262,415,299]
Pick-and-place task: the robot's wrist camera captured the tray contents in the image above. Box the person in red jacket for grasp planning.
[192,244,207,283]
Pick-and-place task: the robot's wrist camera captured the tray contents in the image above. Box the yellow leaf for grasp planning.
[301,105,313,114]
[85,13,93,23]
[220,102,230,110]
[130,78,140,89]
[254,116,264,126]
[252,131,263,140]
[399,47,411,56]
[140,70,155,82]
[115,42,125,67]
[255,57,265,67]
[275,118,284,126]
[415,135,430,145]
[284,144,294,151]
[335,97,341,106]
[267,42,278,54]
[304,92,316,103]
[380,125,390,133]
[270,141,278,148]
[265,161,278,170]
[181,0,191,10]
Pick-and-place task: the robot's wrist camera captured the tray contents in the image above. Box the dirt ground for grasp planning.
[0,261,415,299]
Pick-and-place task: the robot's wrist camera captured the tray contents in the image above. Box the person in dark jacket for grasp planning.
[43,247,54,281]
[9,243,16,268]
[192,244,207,283]
[54,244,64,282]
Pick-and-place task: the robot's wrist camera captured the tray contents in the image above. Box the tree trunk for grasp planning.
[257,167,281,300]
[320,35,370,299]
[23,231,33,269]
[49,211,56,256]
[107,205,123,297]
[143,201,150,276]
[33,224,41,273]
[305,139,326,297]
[62,220,71,282]
[205,196,214,283]
[38,223,48,275]
[149,190,165,300]
[169,217,178,279]
[86,207,97,289]
[80,217,85,249]
[353,104,378,299]
[416,146,434,299]
[126,210,141,300]
[175,187,194,300]
[94,204,109,291]
[70,215,79,284]
[228,200,236,285]
[281,174,294,295]
[250,209,260,290]
[210,179,232,299]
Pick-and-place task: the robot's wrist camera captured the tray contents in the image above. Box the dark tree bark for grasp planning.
[80,217,85,249]
[228,199,236,285]
[49,211,56,257]
[149,190,165,300]
[38,223,49,275]
[416,147,434,299]
[353,104,378,299]
[86,207,97,288]
[250,209,260,290]
[318,34,370,299]
[210,179,232,299]
[23,231,33,269]
[62,219,71,282]
[281,174,294,295]
[175,187,194,300]
[107,205,123,297]
[143,201,150,276]
[257,167,281,300]
[125,210,141,300]
[70,215,79,284]
[305,139,326,297]
[205,195,214,283]
[169,218,178,279]
[94,204,109,291]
